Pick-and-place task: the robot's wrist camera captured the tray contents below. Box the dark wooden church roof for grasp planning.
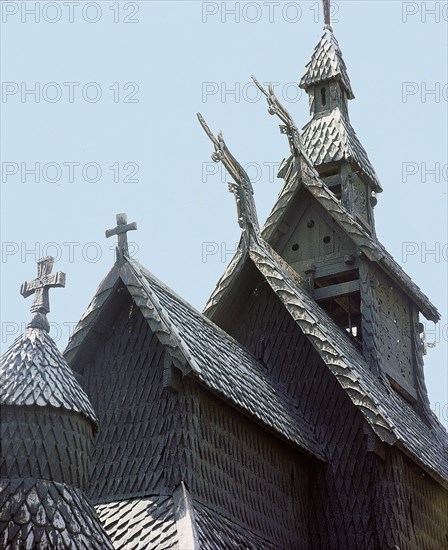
[3,4,447,546]
[0,259,113,549]
[95,488,282,549]
[0,327,97,425]
[301,107,382,192]
[65,258,323,462]
[299,28,354,99]
[205,235,448,488]
[0,478,113,549]
[263,158,440,322]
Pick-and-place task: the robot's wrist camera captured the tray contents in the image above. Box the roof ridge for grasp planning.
[130,257,263,360]
[125,259,203,374]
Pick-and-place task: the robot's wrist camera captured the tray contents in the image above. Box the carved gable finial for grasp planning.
[252,76,305,159]
[197,113,260,242]
[20,256,66,331]
[106,213,137,261]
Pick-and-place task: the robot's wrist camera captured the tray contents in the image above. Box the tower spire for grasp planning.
[323,0,332,30]
[299,12,382,230]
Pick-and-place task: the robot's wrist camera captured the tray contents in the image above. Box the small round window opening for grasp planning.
[291,244,299,252]
[323,236,331,244]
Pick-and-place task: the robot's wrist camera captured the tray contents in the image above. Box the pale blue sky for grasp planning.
[1,1,447,422]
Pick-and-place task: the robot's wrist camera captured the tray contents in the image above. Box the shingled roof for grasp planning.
[301,107,382,192]
[64,257,324,462]
[299,28,354,99]
[0,478,114,550]
[262,157,439,322]
[204,235,448,489]
[0,327,97,425]
[95,482,284,549]
[96,495,179,549]
[0,257,113,550]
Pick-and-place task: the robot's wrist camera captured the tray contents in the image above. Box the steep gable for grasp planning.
[64,255,322,548]
[204,237,448,488]
[263,158,439,323]
[65,259,322,461]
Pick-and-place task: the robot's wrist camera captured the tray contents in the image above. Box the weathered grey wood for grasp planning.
[173,482,200,550]
[20,256,65,330]
[197,113,260,242]
[105,212,137,258]
[312,279,360,301]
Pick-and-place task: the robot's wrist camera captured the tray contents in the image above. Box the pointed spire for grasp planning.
[197,113,260,242]
[298,10,381,228]
[1,261,113,549]
[20,256,66,332]
[322,0,332,30]
[106,213,137,261]
[299,28,354,101]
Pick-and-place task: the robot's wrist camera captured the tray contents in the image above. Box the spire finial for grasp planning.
[197,113,260,242]
[323,0,332,30]
[20,257,66,331]
[105,213,137,261]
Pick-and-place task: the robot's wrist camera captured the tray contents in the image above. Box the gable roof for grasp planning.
[204,235,448,488]
[299,29,354,99]
[64,257,323,462]
[302,107,382,192]
[262,157,439,322]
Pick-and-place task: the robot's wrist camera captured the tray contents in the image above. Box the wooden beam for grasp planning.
[314,256,358,280]
[313,280,360,301]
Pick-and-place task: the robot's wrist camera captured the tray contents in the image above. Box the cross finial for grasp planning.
[105,213,137,260]
[323,0,332,30]
[20,257,66,331]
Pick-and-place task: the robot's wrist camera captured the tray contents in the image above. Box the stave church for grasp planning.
[1,2,448,548]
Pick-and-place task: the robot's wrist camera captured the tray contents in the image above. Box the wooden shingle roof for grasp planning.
[299,29,354,99]
[0,327,97,425]
[204,236,448,488]
[301,107,383,192]
[64,258,324,462]
[0,478,114,549]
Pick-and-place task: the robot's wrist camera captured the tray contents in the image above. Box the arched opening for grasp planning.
[321,87,327,107]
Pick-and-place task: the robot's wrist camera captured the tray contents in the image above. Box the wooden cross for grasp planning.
[323,0,332,29]
[20,257,66,315]
[105,213,137,257]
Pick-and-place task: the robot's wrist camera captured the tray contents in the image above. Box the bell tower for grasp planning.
[299,4,382,235]
[256,1,440,408]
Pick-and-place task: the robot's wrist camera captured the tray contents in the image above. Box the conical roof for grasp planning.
[299,28,354,99]
[0,256,96,424]
[0,257,113,549]
[0,326,97,425]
